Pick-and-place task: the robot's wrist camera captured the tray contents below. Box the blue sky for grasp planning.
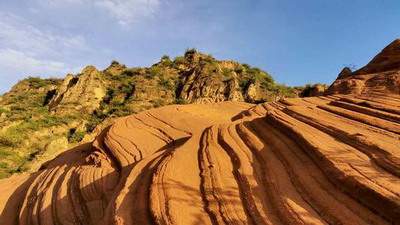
[0,0,399,93]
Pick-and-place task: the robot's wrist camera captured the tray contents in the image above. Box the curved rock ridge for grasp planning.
[354,39,400,75]
[326,68,400,95]
[327,39,400,95]
[1,94,400,225]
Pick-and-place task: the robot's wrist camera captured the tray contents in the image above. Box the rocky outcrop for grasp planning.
[337,67,353,79]
[47,74,75,109]
[300,83,328,97]
[326,70,400,95]
[48,66,106,114]
[1,91,399,225]
[178,60,245,103]
[174,53,288,104]
[0,50,297,179]
[104,61,127,76]
[327,39,400,95]
[1,41,400,224]
[353,39,400,75]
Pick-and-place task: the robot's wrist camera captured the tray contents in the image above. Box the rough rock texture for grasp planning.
[0,50,297,179]
[178,60,245,103]
[1,91,399,225]
[327,39,400,95]
[1,41,400,224]
[337,67,353,79]
[300,84,328,97]
[354,39,400,75]
[49,66,106,114]
[104,61,127,76]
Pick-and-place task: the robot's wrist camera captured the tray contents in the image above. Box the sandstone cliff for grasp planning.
[0,49,297,178]
[48,66,106,114]
[327,39,400,95]
[1,91,399,225]
[0,41,399,225]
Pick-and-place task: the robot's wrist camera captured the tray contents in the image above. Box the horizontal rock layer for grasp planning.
[1,92,400,225]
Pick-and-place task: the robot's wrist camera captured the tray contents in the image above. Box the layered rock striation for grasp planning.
[0,50,297,179]
[1,41,400,225]
[327,39,400,95]
[1,90,400,224]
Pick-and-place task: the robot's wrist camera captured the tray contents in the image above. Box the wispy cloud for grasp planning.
[0,49,71,75]
[39,0,160,26]
[0,12,88,57]
[96,0,160,25]
[0,12,88,77]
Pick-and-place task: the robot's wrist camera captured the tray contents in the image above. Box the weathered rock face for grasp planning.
[104,61,127,76]
[1,91,399,225]
[0,50,297,179]
[337,67,353,79]
[244,81,283,102]
[48,66,106,114]
[178,60,245,103]
[327,70,400,95]
[327,39,400,95]
[174,52,289,104]
[353,39,400,75]
[300,84,328,97]
[1,41,400,225]
[1,77,60,105]
[308,84,327,96]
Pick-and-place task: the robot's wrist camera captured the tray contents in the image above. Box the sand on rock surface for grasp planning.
[0,94,399,225]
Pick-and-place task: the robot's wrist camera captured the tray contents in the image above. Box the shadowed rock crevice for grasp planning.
[0,93,399,224]
[1,40,400,224]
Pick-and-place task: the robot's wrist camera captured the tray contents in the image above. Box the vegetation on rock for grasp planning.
[0,49,299,178]
[299,83,328,97]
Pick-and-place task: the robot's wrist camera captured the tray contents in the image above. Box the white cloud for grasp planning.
[39,0,160,26]
[0,12,88,58]
[95,0,160,26]
[0,49,70,75]
[42,0,86,6]
[0,12,88,81]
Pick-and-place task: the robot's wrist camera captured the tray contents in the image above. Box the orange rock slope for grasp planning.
[1,39,400,225]
[1,92,400,225]
[327,39,400,95]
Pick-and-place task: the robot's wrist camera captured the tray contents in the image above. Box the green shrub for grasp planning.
[161,55,171,61]
[242,64,250,70]
[110,60,120,66]
[26,77,48,88]
[111,104,135,117]
[150,99,165,108]
[10,105,26,112]
[0,149,11,157]
[184,48,197,57]
[103,88,115,104]
[0,162,8,169]
[221,68,233,81]
[234,65,244,74]
[0,133,23,147]
[25,77,60,89]
[160,55,173,66]
[86,117,102,132]
[0,171,9,179]
[120,83,135,97]
[0,107,7,114]
[68,129,85,143]
[158,76,174,89]
[121,68,139,77]
[173,56,186,66]
[239,79,253,91]
[144,67,162,79]
[174,98,188,105]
